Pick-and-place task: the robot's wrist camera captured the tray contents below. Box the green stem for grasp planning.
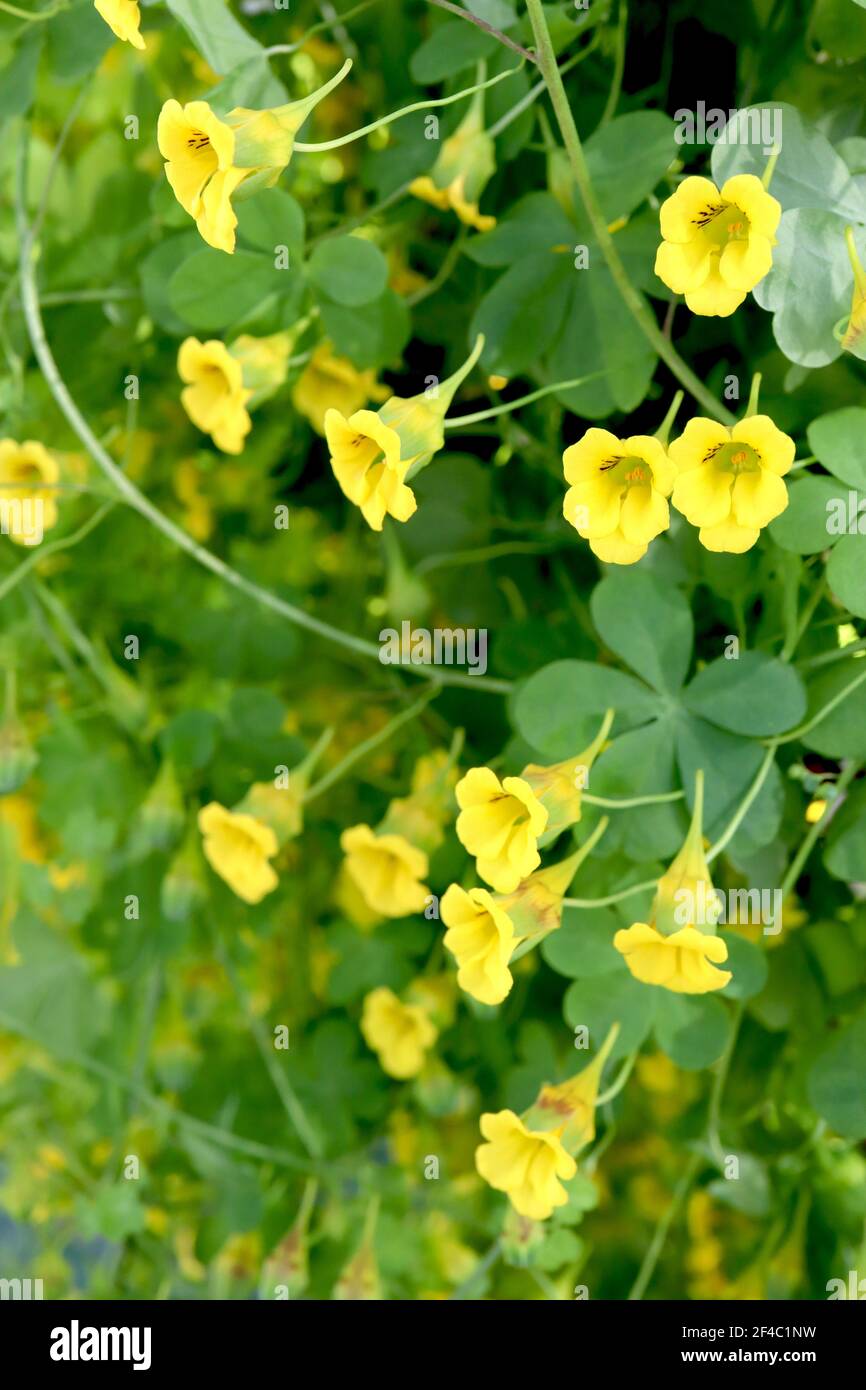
[0,503,114,604]
[583,788,684,810]
[523,0,734,425]
[707,1001,743,1168]
[294,64,524,152]
[778,760,862,900]
[706,742,778,863]
[595,1049,636,1106]
[426,0,537,62]
[304,685,440,803]
[444,370,610,427]
[599,0,627,126]
[777,666,866,744]
[628,1151,701,1300]
[564,877,657,909]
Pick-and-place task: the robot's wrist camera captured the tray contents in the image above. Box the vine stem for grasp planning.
[425,0,537,63]
[628,1151,701,1300]
[14,128,508,697]
[778,759,862,901]
[523,0,735,425]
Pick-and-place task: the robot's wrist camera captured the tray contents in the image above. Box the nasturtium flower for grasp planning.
[340,824,430,918]
[157,63,351,253]
[842,226,866,356]
[455,768,548,894]
[94,0,145,49]
[562,429,676,565]
[441,885,519,1006]
[409,90,496,232]
[293,342,385,435]
[475,1111,577,1220]
[197,802,279,905]
[178,338,253,455]
[324,336,483,531]
[614,775,731,994]
[669,415,794,553]
[0,439,59,547]
[521,711,613,836]
[360,986,438,1078]
[655,174,781,317]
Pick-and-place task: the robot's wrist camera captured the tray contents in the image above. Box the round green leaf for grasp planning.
[236,188,304,259]
[827,532,866,617]
[169,249,281,330]
[683,651,807,735]
[808,408,866,490]
[808,1010,866,1139]
[513,660,661,760]
[802,660,866,759]
[591,570,693,693]
[564,969,655,1060]
[768,475,849,554]
[653,992,732,1070]
[542,906,624,978]
[720,932,770,1001]
[308,235,389,307]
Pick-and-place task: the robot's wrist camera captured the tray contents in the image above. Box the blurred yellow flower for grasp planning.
[95,0,145,49]
[0,439,59,547]
[475,1110,576,1220]
[198,802,279,904]
[441,884,519,1005]
[455,767,548,893]
[178,338,252,454]
[669,415,793,553]
[562,428,676,565]
[655,174,781,316]
[361,986,438,1078]
[340,823,429,917]
[293,343,385,435]
[409,90,496,232]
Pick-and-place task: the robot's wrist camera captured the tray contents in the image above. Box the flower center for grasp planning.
[599,454,650,488]
[705,440,762,475]
[187,131,212,152]
[693,201,751,250]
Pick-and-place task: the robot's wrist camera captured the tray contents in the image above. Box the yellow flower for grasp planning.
[562,429,676,565]
[441,885,519,1005]
[409,90,496,232]
[669,414,793,553]
[613,922,731,993]
[94,0,145,49]
[157,64,351,254]
[0,440,59,547]
[293,342,385,435]
[360,986,438,1078]
[455,768,548,893]
[614,772,731,994]
[340,823,429,918]
[178,338,253,454]
[475,1111,577,1220]
[324,408,417,531]
[197,802,279,904]
[324,336,484,530]
[655,174,781,317]
[842,226,866,355]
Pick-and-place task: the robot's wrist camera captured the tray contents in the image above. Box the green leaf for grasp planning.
[720,933,769,1001]
[169,249,284,331]
[824,784,866,881]
[0,30,41,118]
[827,533,866,617]
[472,253,571,377]
[465,193,575,268]
[802,661,866,760]
[711,103,866,221]
[309,236,389,307]
[582,111,677,226]
[513,660,661,760]
[683,651,806,736]
[591,571,693,694]
[237,189,305,261]
[47,0,112,81]
[592,720,686,860]
[674,714,779,846]
[542,905,624,978]
[808,408,866,490]
[653,991,732,1070]
[409,19,497,83]
[320,287,410,369]
[808,1008,866,1138]
[563,969,655,1059]
[768,475,851,554]
[753,210,865,368]
[166,0,261,74]
[548,270,657,418]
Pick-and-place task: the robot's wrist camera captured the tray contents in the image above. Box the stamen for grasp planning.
[187,133,211,150]
[599,455,621,472]
[693,203,725,227]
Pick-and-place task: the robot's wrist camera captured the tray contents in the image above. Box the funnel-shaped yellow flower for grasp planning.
[178,339,253,454]
[455,767,548,893]
[410,90,496,232]
[476,1111,577,1220]
[95,0,144,49]
[614,775,731,993]
[521,711,613,836]
[157,63,352,253]
[293,343,386,435]
[441,885,519,1006]
[655,174,781,317]
[842,226,866,355]
[670,414,793,553]
[198,802,279,904]
[340,824,430,918]
[361,986,438,1078]
[0,440,59,546]
[563,429,676,565]
[324,336,484,531]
